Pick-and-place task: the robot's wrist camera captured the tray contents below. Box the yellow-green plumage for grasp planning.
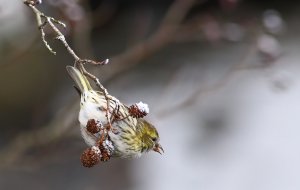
[67,65,92,92]
[66,66,162,158]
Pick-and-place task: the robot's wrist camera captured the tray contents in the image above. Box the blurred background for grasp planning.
[1,0,300,189]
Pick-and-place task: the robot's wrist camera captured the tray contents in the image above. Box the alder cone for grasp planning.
[86,119,101,134]
[128,105,147,118]
[80,147,100,167]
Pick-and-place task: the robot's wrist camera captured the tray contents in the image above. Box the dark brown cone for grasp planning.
[99,144,111,162]
[80,147,100,167]
[86,119,101,134]
[128,105,147,118]
[100,149,111,162]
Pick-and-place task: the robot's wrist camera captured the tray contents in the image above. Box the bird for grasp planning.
[66,65,163,159]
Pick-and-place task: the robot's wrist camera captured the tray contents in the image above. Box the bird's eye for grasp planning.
[152,137,157,142]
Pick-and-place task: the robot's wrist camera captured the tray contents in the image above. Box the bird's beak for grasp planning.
[153,143,164,155]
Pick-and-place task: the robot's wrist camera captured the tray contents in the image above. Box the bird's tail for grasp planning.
[66,66,92,92]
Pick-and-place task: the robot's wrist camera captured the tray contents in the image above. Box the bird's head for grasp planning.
[138,119,164,154]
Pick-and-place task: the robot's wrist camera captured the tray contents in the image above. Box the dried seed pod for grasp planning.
[128,102,149,118]
[100,148,111,162]
[80,146,100,167]
[97,138,114,162]
[86,119,101,134]
[99,141,111,162]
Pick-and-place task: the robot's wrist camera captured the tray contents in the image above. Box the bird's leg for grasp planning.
[98,138,111,162]
[106,98,123,134]
[98,129,106,144]
[110,103,120,120]
[105,98,113,130]
[109,100,131,123]
[95,126,112,162]
[110,102,121,123]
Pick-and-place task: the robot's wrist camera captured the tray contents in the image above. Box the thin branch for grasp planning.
[156,38,262,118]
[24,0,111,98]
[97,0,198,82]
[24,0,107,65]
[25,1,60,55]
[0,100,78,167]
[0,0,198,167]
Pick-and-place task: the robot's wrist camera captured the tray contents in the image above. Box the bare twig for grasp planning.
[24,0,109,67]
[24,0,114,126]
[157,38,262,118]
[0,99,78,167]
[0,0,198,167]
[96,0,198,81]
[25,1,63,55]
[76,60,118,132]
